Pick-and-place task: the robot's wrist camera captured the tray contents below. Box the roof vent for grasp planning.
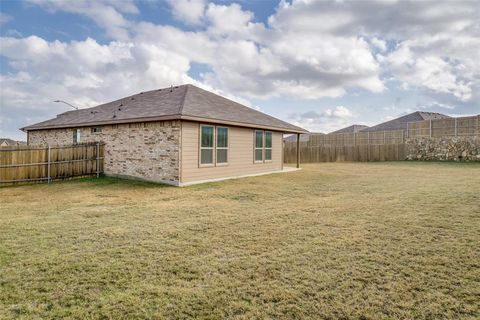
[170,85,173,92]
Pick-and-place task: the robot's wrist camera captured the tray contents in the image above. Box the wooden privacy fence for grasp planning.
[284,143,406,163]
[0,142,104,186]
[284,115,479,163]
[407,116,479,138]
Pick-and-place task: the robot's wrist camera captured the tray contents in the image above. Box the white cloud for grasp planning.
[2,0,480,139]
[0,35,195,139]
[27,0,139,40]
[288,106,354,133]
[371,37,387,52]
[167,0,206,26]
[0,12,12,25]
[386,42,474,101]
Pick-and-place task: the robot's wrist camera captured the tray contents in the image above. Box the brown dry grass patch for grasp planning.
[1,162,479,319]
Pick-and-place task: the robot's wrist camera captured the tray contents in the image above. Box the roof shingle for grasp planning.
[22,84,307,133]
[361,111,450,132]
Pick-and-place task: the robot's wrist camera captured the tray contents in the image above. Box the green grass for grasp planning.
[1,162,479,319]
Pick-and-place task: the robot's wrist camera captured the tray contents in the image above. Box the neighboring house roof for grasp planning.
[329,124,369,134]
[361,111,450,132]
[22,84,308,133]
[0,138,22,146]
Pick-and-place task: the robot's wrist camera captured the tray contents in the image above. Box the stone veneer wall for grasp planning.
[405,136,480,161]
[28,121,181,184]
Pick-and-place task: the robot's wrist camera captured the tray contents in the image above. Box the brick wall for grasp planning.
[405,136,480,161]
[28,121,181,184]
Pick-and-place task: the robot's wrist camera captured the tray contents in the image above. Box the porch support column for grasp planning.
[296,133,300,168]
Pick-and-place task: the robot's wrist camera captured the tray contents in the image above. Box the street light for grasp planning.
[54,100,78,110]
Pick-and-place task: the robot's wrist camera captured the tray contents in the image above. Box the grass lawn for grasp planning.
[1,162,479,319]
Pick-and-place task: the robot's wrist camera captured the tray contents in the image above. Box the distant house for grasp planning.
[361,111,449,132]
[21,84,308,186]
[329,124,369,134]
[0,138,26,146]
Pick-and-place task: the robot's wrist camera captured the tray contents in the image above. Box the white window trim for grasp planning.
[264,131,273,162]
[73,128,81,144]
[216,126,229,166]
[199,125,215,167]
[254,130,264,163]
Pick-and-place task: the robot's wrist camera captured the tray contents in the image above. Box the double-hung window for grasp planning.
[265,131,272,161]
[200,125,214,165]
[200,125,229,166]
[254,130,273,163]
[254,130,264,162]
[216,127,228,165]
[73,129,81,144]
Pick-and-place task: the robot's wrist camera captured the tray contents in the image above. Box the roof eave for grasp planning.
[21,114,309,134]
[179,115,308,133]
[21,114,182,131]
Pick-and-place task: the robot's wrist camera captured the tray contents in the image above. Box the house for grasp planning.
[22,84,308,186]
[361,111,449,132]
[0,138,26,146]
[329,124,368,134]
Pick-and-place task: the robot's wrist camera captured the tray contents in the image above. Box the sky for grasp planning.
[0,0,479,141]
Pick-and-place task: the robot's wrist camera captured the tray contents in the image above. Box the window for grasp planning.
[91,127,102,133]
[216,127,228,164]
[254,130,264,162]
[200,125,229,166]
[254,130,273,163]
[73,129,81,144]
[200,125,214,165]
[265,131,272,161]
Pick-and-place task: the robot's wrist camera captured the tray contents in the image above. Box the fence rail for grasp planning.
[0,142,104,185]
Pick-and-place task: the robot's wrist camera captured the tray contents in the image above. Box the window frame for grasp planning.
[264,131,273,162]
[215,126,229,166]
[73,128,81,144]
[91,127,102,134]
[199,124,215,167]
[254,130,264,163]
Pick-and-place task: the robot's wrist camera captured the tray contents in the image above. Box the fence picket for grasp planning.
[0,143,105,186]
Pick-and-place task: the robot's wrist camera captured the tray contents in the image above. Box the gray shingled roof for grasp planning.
[22,84,307,133]
[330,124,369,134]
[361,111,450,132]
[0,138,19,146]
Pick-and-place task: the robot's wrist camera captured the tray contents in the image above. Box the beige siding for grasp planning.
[181,121,283,183]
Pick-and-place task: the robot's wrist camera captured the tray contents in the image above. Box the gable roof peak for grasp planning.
[21,84,307,133]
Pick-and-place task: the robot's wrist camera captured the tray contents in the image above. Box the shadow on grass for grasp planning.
[67,176,174,189]
[0,175,174,190]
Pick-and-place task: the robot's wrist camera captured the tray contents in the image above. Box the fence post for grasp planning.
[296,133,300,169]
[354,132,356,146]
[383,131,386,145]
[454,118,458,136]
[96,142,100,178]
[429,120,432,137]
[47,144,51,183]
[406,122,409,138]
